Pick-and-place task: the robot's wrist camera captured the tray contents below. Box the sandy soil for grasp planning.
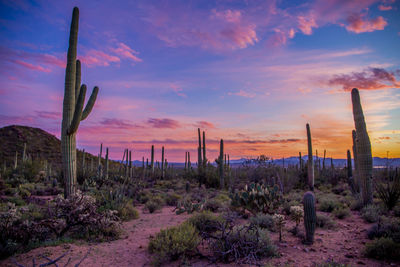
[1,208,399,267]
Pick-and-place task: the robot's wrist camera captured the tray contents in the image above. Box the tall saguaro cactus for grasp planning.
[197,128,202,170]
[161,146,165,179]
[62,7,99,198]
[303,191,316,245]
[351,88,373,206]
[219,139,224,189]
[202,131,206,167]
[352,130,359,192]
[151,145,155,175]
[306,123,314,191]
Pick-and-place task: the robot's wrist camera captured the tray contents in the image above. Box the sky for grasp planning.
[0,0,399,162]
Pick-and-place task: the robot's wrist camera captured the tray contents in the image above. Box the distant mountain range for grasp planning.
[1,125,399,169]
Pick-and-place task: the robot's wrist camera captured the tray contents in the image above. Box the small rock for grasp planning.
[303,248,309,252]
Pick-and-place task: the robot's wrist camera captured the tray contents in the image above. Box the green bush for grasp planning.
[282,200,300,215]
[316,213,336,229]
[333,206,350,219]
[211,224,277,263]
[249,213,275,231]
[117,201,139,221]
[145,201,162,213]
[165,192,181,206]
[318,194,340,212]
[364,237,400,260]
[187,211,224,235]
[148,222,200,266]
[204,198,226,212]
[361,205,382,223]
[367,217,400,242]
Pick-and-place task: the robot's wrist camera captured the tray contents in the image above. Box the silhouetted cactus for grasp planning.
[306,123,314,191]
[219,139,224,189]
[303,191,316,245]
[151,145,154,174]
[62,7,99,197]
[161,146,165,179]
[351,88,373,205]
[197,128,202,170]
[105,147,109,179]
[202,131,206,167]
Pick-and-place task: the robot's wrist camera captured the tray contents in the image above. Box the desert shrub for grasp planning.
[48,192,121,241]
[282,200,300,215]
[361,204,383,223]
[148,222,200,266]
[364,237,400,260]
[7,196,26,206]
[145,201,162,214]
[117,201,139,221]
[165,192,181,206]
[367,217,400,242]
[318,194,340,212]
[138,190,152,204]
[394,205,400,217]
[350,197,364,211]
[187,211,224,235]
[210,224,277,263]
[204,198,226,212]
[333,206,350,219]
[316,213,336,229]
[250,213,275,231]
[374,174,400,211]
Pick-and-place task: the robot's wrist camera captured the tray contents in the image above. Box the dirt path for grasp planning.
[2,208,399,267]
[1,206,191,267]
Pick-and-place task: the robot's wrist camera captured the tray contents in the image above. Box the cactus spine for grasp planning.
[219,139,224,189]
[303,191,316,245]
[306,123,314,191]
[62,7,99,197]
[351,88,373,206]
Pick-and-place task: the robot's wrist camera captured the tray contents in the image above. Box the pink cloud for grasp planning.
[228,90,256,98]
[327,67,400,91]
[345,14,388,33]
[220,25,258,49]
[378,5,393,10]
[13,59,51,72]
[211,9,242,23]
[267,29,288,47]
[170,84,187,98]
[194,121,216,129]
[111,42,142,63]
[100,118,139,129]
[298,15,317,35]
[35,111,61,120]
[147,118,181,129]
[80,49,120,67]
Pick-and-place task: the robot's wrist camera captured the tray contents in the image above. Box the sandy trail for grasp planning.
[2,208,399,267]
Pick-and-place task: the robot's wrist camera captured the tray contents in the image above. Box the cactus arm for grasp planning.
[68,84,87,135]
[75,60,81,102]
[81,86,99,121]
[306,123,314,191]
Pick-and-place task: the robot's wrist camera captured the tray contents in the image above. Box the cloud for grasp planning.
[13,60,51,73]
[228,90,256,98]
[327,67,400,91]
[147,118,181,129]
[170,84,187,98]
[80,49,120,67]
[100,118,139,129]
[110,42,142,62]
[345,14,388,33]
[298,15,317,35]
[194,121,216,129]
[378,5,392,10]
[35,111,61,120]
[220,25,258,49]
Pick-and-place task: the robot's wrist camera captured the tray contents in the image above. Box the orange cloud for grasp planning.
[298,15,317,35]
[345,14,388,33]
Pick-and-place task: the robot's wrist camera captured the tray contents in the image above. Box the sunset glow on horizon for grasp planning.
[0,0,399,162]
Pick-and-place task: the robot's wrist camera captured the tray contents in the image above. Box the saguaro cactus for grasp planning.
[303,191,316,245]
[299,152,302,169]
[161,146,165,179]
[62,7,99,198]
[105,147,109,179]
[202,131,206,167]
[351,88,373,206]
[151,145,154,174]
[197,128,202,170]
[306,123,314,191]
[352,130,359,192]
[219,139,224,189]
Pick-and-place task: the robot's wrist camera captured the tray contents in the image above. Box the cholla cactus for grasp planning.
[273,213,285,241]
[290,205,304,229]
[230,183,283,214]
